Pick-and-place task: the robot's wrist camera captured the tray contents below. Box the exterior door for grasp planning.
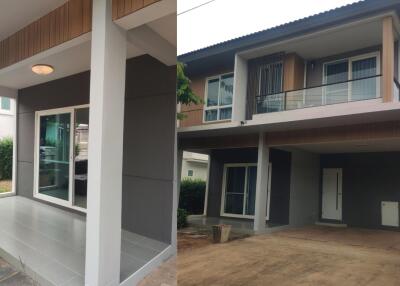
[34,106,89,212]
[322,168,342,221]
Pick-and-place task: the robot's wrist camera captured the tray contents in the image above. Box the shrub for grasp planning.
[0,137,13,180]
[179,178,206,215]
[177,208,188,229]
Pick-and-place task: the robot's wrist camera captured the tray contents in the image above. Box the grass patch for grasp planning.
[0,180,12,193]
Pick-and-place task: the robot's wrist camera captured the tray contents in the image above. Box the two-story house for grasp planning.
[178,0,400,233]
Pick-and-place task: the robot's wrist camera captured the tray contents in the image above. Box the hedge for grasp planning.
[0,137,13,180]
[179,178,206,215]
[177,208,188,229]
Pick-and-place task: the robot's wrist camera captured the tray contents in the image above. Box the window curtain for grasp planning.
[246,53,284,119]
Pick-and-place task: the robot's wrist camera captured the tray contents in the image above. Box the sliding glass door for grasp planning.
[222,164,258,218]
[323,52,379,104]
[38,113,71,201]
[35,106,89,211]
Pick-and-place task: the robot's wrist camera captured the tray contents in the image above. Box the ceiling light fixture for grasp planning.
[32,64,54,75]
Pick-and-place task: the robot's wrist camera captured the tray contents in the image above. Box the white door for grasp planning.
[322,168,342,220]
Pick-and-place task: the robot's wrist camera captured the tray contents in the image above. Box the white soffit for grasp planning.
[241,17,388,60]
[114,0,176,31]
[0,0,67,41]
[0,34,144,89]
[147,13,177,47]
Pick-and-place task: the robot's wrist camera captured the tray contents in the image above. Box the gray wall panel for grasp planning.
[17,112,35,163]
[289,150,320,226]
[17,162,34,199]
[122,176,173,243]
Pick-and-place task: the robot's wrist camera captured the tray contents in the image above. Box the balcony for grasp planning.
[256,75,383,114]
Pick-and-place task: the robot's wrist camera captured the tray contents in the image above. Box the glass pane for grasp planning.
[219,107,232,120]
[74,108,89,209]
[225,194,244,215]
[325,61,349,104]
[1,97,10,110]
[224,167,245,215]
[207,78,220,107]
[220,74,233,106]
[245,166,257,215]
[259,62,283,96]
[205,109,217,121]
[38,113,70,201]
[352,57,377,101]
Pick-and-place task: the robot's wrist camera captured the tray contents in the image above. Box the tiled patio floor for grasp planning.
[0,196,168,286]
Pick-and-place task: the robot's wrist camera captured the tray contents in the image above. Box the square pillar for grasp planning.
[85,0,127,285]
[382,16,395,102]
[254,133,270,232]
[232,54,248,122]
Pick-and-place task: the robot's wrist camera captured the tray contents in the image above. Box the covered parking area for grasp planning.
[268,120,400,230]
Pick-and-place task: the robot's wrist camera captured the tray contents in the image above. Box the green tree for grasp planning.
[177,62,203,120]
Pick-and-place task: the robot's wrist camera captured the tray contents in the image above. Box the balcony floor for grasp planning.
[0,196,168,286]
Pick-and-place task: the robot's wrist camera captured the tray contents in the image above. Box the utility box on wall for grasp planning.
[381,201,399,227]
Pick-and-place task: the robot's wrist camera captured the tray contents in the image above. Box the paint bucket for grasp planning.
[212,224,231,243]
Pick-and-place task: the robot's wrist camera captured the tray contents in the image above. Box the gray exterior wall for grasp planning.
[206,147,291,225]
[207,148,258,217]
[121,56,176,244]
[320,152,400,230]
[17,72,90,203]
[17,55,175,243]
[289,150,320,227]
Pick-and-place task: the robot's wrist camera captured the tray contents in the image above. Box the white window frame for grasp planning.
[322,51,381,104]
[0,97,13,115]
[203,72,234,123]
[33,104,89,213]
[220,163,272,220]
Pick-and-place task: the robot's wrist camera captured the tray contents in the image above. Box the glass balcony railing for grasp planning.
[256,75,382,114]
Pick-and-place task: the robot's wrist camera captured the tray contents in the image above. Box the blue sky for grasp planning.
[178,0,360,55]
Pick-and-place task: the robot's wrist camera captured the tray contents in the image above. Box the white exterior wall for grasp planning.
[289,149,320,227]
[0,89,16,140]
[181,151,208,181]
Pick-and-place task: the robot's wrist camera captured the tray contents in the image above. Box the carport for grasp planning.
[268,121,400,230]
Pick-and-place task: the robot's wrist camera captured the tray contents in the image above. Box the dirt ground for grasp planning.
[0,180,11,193]
[138,257,177,286]
[178,225,400,286]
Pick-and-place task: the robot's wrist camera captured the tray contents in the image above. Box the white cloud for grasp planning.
[178,0,360,55]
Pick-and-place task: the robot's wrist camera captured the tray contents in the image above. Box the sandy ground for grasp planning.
[0,180,12,193]
[138,257,177,286]
[178,225,400,286]
[0,258,37,286]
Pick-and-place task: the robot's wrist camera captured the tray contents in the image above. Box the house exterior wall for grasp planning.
[206,147,291,225]
[289,149,320,226]
[17,55,175,243]
[320,152,400,229]
[181,160,208,181]
[207,148,258,217]
[179,67,233,128]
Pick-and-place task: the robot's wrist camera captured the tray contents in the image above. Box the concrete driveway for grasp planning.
[178,226,400,286]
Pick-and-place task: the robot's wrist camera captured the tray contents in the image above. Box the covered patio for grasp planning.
[0,196,169,285]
